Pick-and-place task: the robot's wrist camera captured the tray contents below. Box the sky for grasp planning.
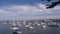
[0,0,60,20]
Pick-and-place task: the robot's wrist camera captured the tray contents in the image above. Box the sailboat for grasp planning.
[11,23,18,30]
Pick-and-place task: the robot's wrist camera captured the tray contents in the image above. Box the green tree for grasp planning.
[41,0,60,9]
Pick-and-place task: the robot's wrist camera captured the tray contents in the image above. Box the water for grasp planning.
[0,22,60,34]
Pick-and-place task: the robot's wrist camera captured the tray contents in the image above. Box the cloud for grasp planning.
[0,3,60,14]
[0,3,60,20]
[0,4,47,16]
[3,3,60,14]
[7,4,52,14]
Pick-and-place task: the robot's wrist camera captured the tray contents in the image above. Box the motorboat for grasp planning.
[17,31,22,34]
[25,25,35,29]
[11,27,18,30]
[48,24,59,27]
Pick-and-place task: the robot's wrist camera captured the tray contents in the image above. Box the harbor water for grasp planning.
[0,22,60,34]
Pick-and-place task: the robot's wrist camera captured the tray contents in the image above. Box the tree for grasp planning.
[41,0,60,9]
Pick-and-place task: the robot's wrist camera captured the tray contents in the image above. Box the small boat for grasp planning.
[11,27,18,30]
[17,31,22,34]
[25,22,35,29]
[48,25,59,27]
[41,25,47,28]
[29,26,35,29]
[25,25,35,29]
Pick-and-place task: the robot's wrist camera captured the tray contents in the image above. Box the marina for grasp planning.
[0,19,60,34]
